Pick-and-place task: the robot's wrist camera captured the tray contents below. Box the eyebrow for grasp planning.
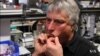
[46,17,66,21]
[55,19,66,23]
[46,17,66,23]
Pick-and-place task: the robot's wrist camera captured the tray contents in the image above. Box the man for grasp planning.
[32,0,100,56]
[37,0,53,12]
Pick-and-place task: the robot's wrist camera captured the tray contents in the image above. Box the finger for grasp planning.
[34,34,43,45]
[34,38,45,47]
[38,33,47,44]
[55,37,61,45]
[47,38,55,45]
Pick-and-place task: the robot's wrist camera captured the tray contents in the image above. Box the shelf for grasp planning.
[80,8,100,13]
[0,13,46,20]
[0,8,46,20]
[0,9,23,15]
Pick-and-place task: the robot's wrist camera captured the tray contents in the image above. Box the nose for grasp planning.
[47,21,55,31]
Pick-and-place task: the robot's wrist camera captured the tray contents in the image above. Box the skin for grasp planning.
[32,10,74,56]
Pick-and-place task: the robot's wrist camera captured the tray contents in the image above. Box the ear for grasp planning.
[68,21,75,32]
[69,22,75,32]
[71,25,74,32]
[72,24,78,32]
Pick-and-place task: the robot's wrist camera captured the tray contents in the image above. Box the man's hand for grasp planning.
[46,37,63,56]
[32,33,47,56]
[32,33,63,56]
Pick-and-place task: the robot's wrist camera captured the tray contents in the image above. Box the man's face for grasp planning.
[46,11,73,45]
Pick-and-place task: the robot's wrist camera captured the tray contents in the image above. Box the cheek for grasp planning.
[63,25,72,33]
[54,24,67,36]
[57,25,66,32]
[59,24,72,37]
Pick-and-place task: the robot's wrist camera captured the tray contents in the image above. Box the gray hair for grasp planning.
[47,0,80,31]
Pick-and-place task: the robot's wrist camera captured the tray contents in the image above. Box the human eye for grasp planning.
[46,18,51,21]
[54,19,65,24]
[46,18,52,23]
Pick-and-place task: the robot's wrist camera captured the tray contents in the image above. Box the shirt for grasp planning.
[63,32,100,56]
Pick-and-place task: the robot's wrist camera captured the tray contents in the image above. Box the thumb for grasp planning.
[55,37,61,45]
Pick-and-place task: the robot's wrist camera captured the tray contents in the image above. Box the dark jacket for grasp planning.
[63,32,100,56]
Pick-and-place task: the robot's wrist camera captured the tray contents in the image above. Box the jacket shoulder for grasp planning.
[75,37,100,56]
